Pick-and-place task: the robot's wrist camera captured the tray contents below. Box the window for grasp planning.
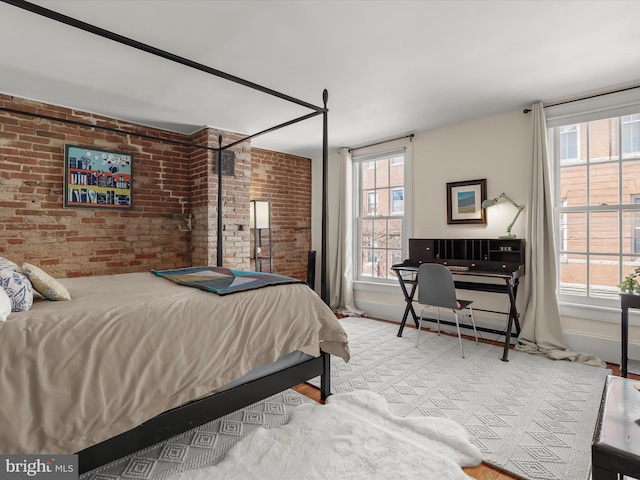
[354,149,407,282]
[553,113,640,305]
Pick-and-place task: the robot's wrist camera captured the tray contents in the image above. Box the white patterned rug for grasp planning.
[312,316,610,480]
[80,390,315,480]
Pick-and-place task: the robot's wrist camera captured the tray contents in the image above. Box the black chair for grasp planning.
[415,263,479,358]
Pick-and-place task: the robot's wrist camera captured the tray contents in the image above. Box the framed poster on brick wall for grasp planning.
[63,145,133,209]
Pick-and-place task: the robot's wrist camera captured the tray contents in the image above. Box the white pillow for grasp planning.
[0,256,21,273]
[0,287,11,321]
[22,263,71,301]
[0,268,34,312]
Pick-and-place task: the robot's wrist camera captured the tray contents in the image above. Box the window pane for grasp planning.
[559,253,587,296]
[623,209,640,255]
[376,188,388,216]
[377,158,389,188]
[389,219,402,249]
[373,219,387,248]
[564,211,587,252]
[560,165,587,206]
[589,255,619,299]
[589,163,619,206]
[360,219,373,248]
[589,211,619,254]
[622,160,640,202]
[390,157,404,186]
[373,249,386,278]
[588,118,618,163]
[364,190,377,216]
[361,249,372,277]
[622,114,640,159]
[392,188,404,214]
[389,250,402,271]
[559,125,579,162]
[361,162,375,190]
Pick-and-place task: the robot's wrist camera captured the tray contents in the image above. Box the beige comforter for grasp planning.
[0,272,349,454]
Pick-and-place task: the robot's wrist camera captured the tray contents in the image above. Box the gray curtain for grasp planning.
[516,103,604,367]
[329,147,363,316]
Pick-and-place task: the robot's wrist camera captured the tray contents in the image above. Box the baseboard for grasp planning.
[356,297,636,365]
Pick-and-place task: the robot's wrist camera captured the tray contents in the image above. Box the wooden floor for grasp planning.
[292,316,638,480]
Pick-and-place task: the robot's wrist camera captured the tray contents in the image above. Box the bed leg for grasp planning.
[320,351,331,399]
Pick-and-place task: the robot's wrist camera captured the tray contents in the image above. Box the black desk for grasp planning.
[391,263,523,362]
[621,293,640,378]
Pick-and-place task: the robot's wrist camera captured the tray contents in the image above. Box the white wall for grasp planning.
[313,108,636,365]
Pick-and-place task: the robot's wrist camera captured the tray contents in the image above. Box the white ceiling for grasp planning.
[1,0,640,159]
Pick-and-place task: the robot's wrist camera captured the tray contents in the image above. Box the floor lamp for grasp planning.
[250,200,272,272]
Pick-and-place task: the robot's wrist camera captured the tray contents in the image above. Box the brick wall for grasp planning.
[0,94,312,279]
[189,128,251,270]
[250,148,312,280]
[0,94,192,277]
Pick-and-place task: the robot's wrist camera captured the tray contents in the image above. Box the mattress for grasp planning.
[0,272,349,454]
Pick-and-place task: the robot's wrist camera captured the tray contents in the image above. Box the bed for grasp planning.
[0,272,349,471]
[1,1,339,473]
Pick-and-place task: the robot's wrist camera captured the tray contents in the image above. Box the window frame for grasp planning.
[551,114,640,312]
[353,145,411,285]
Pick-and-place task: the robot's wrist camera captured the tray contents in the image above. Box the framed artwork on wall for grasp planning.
[64,145,133,209]
[446,178,487,225]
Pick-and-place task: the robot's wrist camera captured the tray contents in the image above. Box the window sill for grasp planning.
[353,280,400,294]
[560,300,640,326]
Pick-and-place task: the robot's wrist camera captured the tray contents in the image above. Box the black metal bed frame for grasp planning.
[1,0,334,473]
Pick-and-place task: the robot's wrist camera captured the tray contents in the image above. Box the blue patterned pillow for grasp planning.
[0,267,34,312]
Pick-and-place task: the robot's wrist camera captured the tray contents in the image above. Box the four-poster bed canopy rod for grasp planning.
[1,0,331,304]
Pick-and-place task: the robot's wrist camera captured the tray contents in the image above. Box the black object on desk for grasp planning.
[592,375,640,479]
[621,293,640,378]
[392,238,525,362]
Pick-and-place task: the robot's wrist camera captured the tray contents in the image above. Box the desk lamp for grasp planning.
[481,193,525,239]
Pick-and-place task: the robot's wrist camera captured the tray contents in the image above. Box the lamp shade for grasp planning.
[250,200,270,229]
[481,198,498,209]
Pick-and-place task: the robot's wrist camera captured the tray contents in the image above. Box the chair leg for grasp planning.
[416,306,425,348]
[436,307,441,336]
[453,311,465,358]
[469,306,479,344]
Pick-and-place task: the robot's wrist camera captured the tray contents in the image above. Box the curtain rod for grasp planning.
[523,84,640,114]
[348,133,414,153]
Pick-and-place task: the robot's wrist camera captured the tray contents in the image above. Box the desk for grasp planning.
[391,263,523,362]
[621,293,640,378]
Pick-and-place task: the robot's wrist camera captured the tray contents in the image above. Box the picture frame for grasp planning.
[64,145,133,209]
[446,178,487,225]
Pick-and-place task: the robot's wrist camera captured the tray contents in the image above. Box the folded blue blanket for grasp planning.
[151,266,304,295]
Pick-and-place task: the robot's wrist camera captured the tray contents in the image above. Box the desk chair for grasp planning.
[415,263,479,358]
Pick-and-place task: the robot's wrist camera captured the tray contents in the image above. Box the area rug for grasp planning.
[170,390,482,480]
[311,316,611,480]
[80,390,315,480]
